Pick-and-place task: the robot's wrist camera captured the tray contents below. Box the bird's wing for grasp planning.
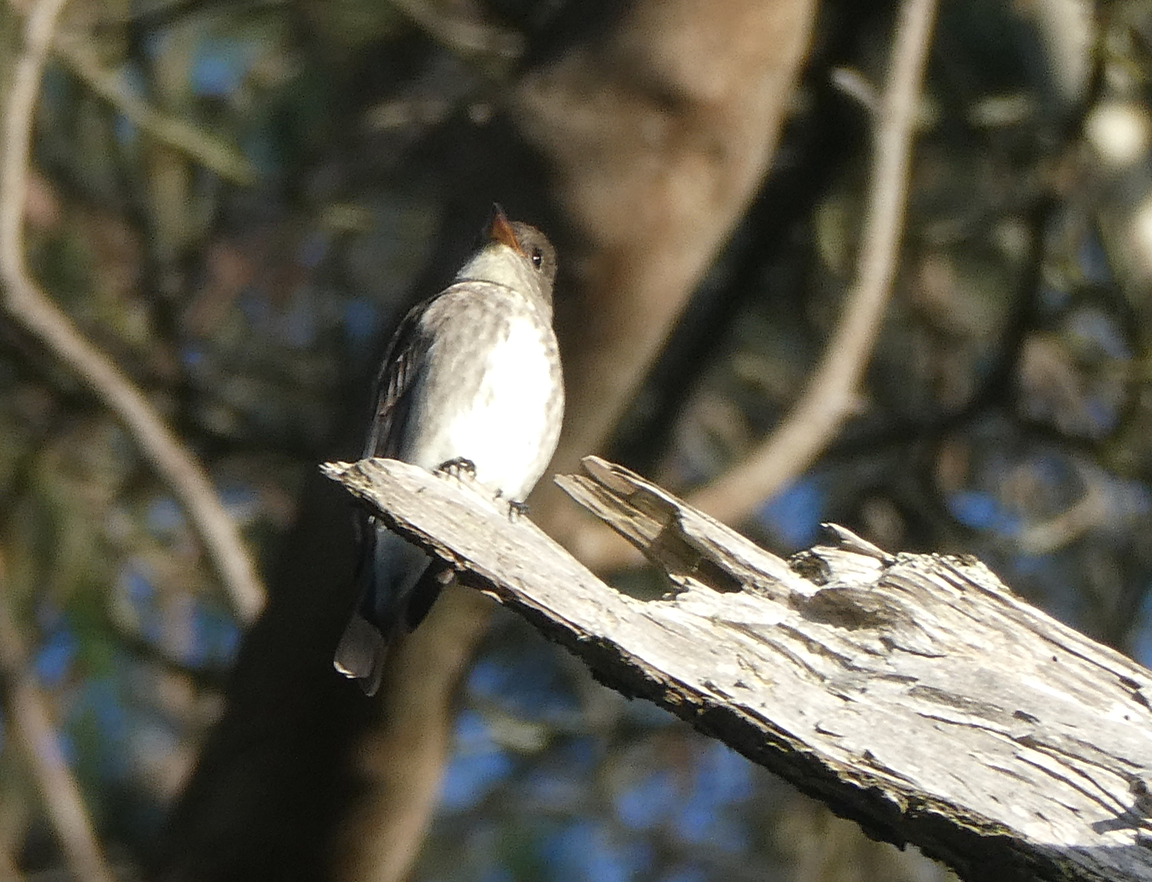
[363,299,433,459]
[338,298,437,694]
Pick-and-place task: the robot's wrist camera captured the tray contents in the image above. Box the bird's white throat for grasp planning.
[456,244,549,312]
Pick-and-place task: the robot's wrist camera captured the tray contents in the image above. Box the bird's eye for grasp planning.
[531,247,544,269]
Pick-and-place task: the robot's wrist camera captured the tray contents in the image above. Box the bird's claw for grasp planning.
[507,499,530,522]
[436,457,477,480]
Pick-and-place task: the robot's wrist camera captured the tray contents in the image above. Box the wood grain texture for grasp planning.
[323,456,1152,882]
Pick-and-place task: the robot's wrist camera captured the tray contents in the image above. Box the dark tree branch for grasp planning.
[0,581,116,882]
[0,0,265,625]
[564,0,936,573]
[323,455,1152,882]
[687,0,938,522]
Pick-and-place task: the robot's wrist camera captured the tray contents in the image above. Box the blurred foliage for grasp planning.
[1,0,1151,880]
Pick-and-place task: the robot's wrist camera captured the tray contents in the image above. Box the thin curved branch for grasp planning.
[389,0,523,61]
[0,0,265,622]
[565,0,939,572]
[686,0,938,523]
[0,572,116,882]
[53,31,257,185]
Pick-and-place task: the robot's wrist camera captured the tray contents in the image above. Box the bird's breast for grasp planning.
[406,310,562,500]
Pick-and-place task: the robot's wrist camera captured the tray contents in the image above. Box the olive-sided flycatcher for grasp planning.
[335,208,564,695]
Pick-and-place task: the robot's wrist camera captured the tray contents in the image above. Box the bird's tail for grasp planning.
[334,612,388,696]
[334,522,431,696]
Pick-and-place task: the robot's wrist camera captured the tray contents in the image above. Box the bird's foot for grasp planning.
[507,499,530,522]
[436,457,477,480]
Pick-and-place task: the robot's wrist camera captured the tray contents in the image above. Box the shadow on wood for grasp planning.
[321,455,1152,882]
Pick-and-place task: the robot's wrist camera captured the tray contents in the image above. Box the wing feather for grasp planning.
[363,300,432,459]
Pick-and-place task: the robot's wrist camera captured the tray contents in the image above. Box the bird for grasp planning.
[334,206,564,695]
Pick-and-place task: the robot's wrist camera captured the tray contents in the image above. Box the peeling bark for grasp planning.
[324,456,1152,882]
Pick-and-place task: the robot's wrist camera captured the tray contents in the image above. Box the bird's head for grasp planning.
[455,206,557,308]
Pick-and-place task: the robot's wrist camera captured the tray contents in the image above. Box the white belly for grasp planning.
[411,316,558,500]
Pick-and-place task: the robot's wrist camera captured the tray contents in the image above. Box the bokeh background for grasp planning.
[1,0,1150,881]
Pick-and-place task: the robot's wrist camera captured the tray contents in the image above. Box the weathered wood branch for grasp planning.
[321,456,1152,882]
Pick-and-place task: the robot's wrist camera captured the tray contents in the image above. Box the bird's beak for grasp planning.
[486,205,523,254]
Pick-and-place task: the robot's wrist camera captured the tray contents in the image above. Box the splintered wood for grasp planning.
[323,455,1152,882]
